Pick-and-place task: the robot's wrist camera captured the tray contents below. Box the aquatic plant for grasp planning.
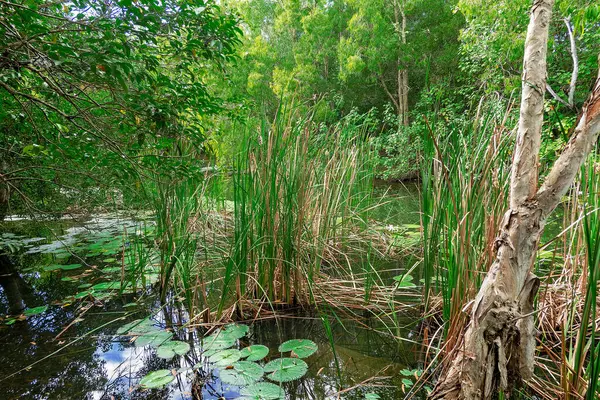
[117,320,317,396]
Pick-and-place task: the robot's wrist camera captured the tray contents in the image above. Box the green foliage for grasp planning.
[220,361,264,386]
[278,339,318,359]
[135,331,174,348]
[209,349,242,366]
[264,358,309,382]
[240,382,285,400]
[156,341,191,360]
[139,370,175,389]
[240,345,270,362]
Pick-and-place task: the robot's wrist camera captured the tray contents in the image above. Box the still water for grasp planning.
[0,183,422,400]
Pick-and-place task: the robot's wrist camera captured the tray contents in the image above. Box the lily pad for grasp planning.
[23,305,48,317]
[219,361,264,386]
[222,323,249,339]
[48,263,82,271]
[365,394,381,400]
[139,369,174,389]
[209,349,242,367]
[135,330,173,348]
[240,382,285,400]
[278,339,317,358]
[202,333,236,351]
[77,283,92,289]
[91,281,121,291]
[117,318,157,335]
[240,345,269,362]
[264,358,308,382]
[156,341,191,359]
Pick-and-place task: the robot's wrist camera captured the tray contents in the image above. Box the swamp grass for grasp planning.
[418,98,600,399]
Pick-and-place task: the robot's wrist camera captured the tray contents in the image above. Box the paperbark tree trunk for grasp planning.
[431,0,600,398]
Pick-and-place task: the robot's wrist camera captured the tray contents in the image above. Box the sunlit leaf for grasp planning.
[264,358,308,382]
[278,339,317,358]
[240,345,269,361]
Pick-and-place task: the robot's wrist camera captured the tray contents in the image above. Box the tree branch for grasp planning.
[565,17,578,107]
[510,0,554,209]
[538,55,600,214]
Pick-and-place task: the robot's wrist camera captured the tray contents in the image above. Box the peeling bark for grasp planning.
[431,0,600,398]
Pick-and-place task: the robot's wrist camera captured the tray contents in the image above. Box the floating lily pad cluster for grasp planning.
[201,325,317,399]
[117,318,190,361]
[126,321,317,399]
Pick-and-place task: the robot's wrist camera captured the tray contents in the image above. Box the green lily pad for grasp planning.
[220,361,264,386]
[278,339,317,358]
[23,305,48,317]
[156,341,191,359]
[264,358,308,382]
[203,333,236,351]
[365,394,381,400]
[139,369,174,389]
[103,258,117,263]
[240,382,285,399]
[44,263,82,271]
[101,267,121,274]
[222,323,249,339]
[117,318,157,335]
[240,345,269,362]
[91,281,121,291]
[77,283,92,289]
[209,349,242,367]
[135,330,173,348]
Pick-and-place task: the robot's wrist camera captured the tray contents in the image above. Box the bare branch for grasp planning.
[546,83,571,108]
[538,56,600,214]
[565,17,578,107]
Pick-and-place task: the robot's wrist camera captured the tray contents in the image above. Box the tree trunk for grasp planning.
[400,9,409,126]
[431,0,600,398]
[393,0,409,126]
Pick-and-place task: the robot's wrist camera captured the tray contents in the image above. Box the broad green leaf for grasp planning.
[264,358,308,382]
[156,341,191,359]
[209,349,242,367]
[221,323,249,339]
[240,345,269,361]
[202,333,236,351]
[240,382,285,399]
[139,369,174,389]
[393,274,416,288]
[219,361,264,386]
[92,281,121,291]
[278,339,317,358]
[135,330,173,348]
[365,394,381,400]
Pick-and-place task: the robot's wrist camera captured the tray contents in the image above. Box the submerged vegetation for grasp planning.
[1,0,600,399]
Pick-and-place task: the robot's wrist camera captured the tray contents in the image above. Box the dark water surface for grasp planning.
[0,184,422,400]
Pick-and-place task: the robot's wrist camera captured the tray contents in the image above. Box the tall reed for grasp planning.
[420,99,515,345]
[219,106,376,313]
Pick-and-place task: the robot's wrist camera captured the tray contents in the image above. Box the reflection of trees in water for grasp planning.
[0,254,29,313]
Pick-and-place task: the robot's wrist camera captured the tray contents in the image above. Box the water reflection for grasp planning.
[0,201,423,399]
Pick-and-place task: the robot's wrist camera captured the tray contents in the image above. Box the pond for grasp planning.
[0,183,423,400]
